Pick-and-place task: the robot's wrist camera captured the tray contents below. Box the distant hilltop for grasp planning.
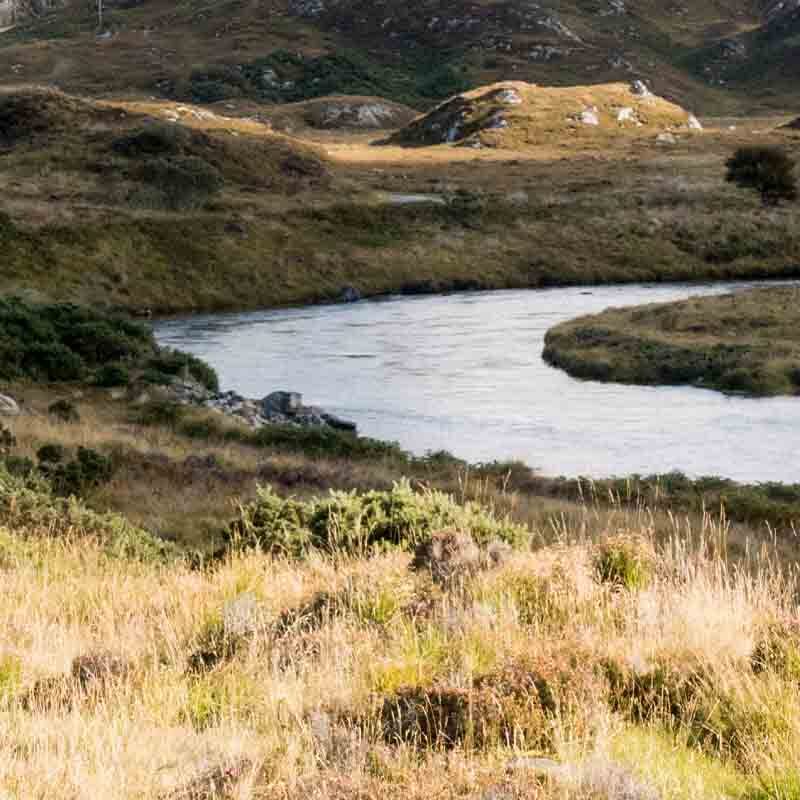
[385,81,702,149]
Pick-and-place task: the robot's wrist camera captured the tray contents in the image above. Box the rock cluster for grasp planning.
[167,380,357,432]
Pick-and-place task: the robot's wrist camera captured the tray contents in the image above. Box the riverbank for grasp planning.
[543,286,800,396]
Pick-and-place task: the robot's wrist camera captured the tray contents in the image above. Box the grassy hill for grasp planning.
[0,0,798,114]
[1,84,800,313]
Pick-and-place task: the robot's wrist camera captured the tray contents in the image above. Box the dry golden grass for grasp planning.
[1,498,798,798]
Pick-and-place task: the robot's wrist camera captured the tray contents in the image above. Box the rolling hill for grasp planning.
[0,0,798,115]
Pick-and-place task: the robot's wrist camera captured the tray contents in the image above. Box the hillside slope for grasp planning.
[0,0,798,114]
[387,81,702,148]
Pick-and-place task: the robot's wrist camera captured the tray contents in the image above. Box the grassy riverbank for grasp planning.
[543,286,800,396]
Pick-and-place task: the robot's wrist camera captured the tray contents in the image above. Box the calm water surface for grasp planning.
[154,282,800,482]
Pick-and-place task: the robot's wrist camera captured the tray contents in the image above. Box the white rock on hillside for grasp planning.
[580,106,600,126]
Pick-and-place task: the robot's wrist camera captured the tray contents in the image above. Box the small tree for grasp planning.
[726,146,798,206]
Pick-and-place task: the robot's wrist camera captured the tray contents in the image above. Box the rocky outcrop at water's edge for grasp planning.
[166,381,357,432]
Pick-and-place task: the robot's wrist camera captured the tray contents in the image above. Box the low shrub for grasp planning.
[0,423,15,455]
[605,659,795,767]
[133,401,186,429]
[93,363,130,388]
[145,350,219,392]
[593,535,654,591]
[48,447,114,497]
[187,614,244,674]
[227,481,529,557]
[36,445,66,472]
[381,650,602,751]
[112,123,189,157]
[226,486,312,555]
[726,146,797,206]
[48,399,80,423]
[249,424,404,460]
[752,620,800,681]
[4,455,35,478]
[0,464,177,562]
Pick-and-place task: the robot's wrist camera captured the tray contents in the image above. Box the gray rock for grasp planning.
[223,592,261,638]
[263,391,303,417]
[0,394,19,416]
[321,412,357,432]
[631,79,653,97]
[340,286,362,303]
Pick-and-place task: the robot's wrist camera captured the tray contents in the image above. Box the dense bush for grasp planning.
[47,399,80,423]
[94,364,130,388]
[226,480,529,557]
[726,146,797,206]
[146,350,220,392]
[0,298,153,383]
[47,447,115,498]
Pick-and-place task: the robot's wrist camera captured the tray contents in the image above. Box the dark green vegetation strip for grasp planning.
[184,49,470,109]
[543,286,800,396]
[0,297,218,389]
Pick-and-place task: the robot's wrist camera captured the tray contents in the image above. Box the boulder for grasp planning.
[321,412,357,432]
[630,79,653,98]
[0,394,19,416]
[340,286,362,303]
[262,391,303,418]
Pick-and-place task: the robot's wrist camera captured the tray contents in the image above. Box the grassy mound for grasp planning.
[386,81,702,149]
[0,86,116,146]
[543,286,800,396]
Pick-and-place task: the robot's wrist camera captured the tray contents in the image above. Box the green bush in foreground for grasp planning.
[227,480,528,557]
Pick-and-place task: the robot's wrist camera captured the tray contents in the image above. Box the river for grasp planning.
[154,281,800,483]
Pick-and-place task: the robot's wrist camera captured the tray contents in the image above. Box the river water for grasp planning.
[154,282,800,482]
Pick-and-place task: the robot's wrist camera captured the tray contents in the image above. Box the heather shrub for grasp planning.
[593,535,654,590]
[227,481,529,557]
